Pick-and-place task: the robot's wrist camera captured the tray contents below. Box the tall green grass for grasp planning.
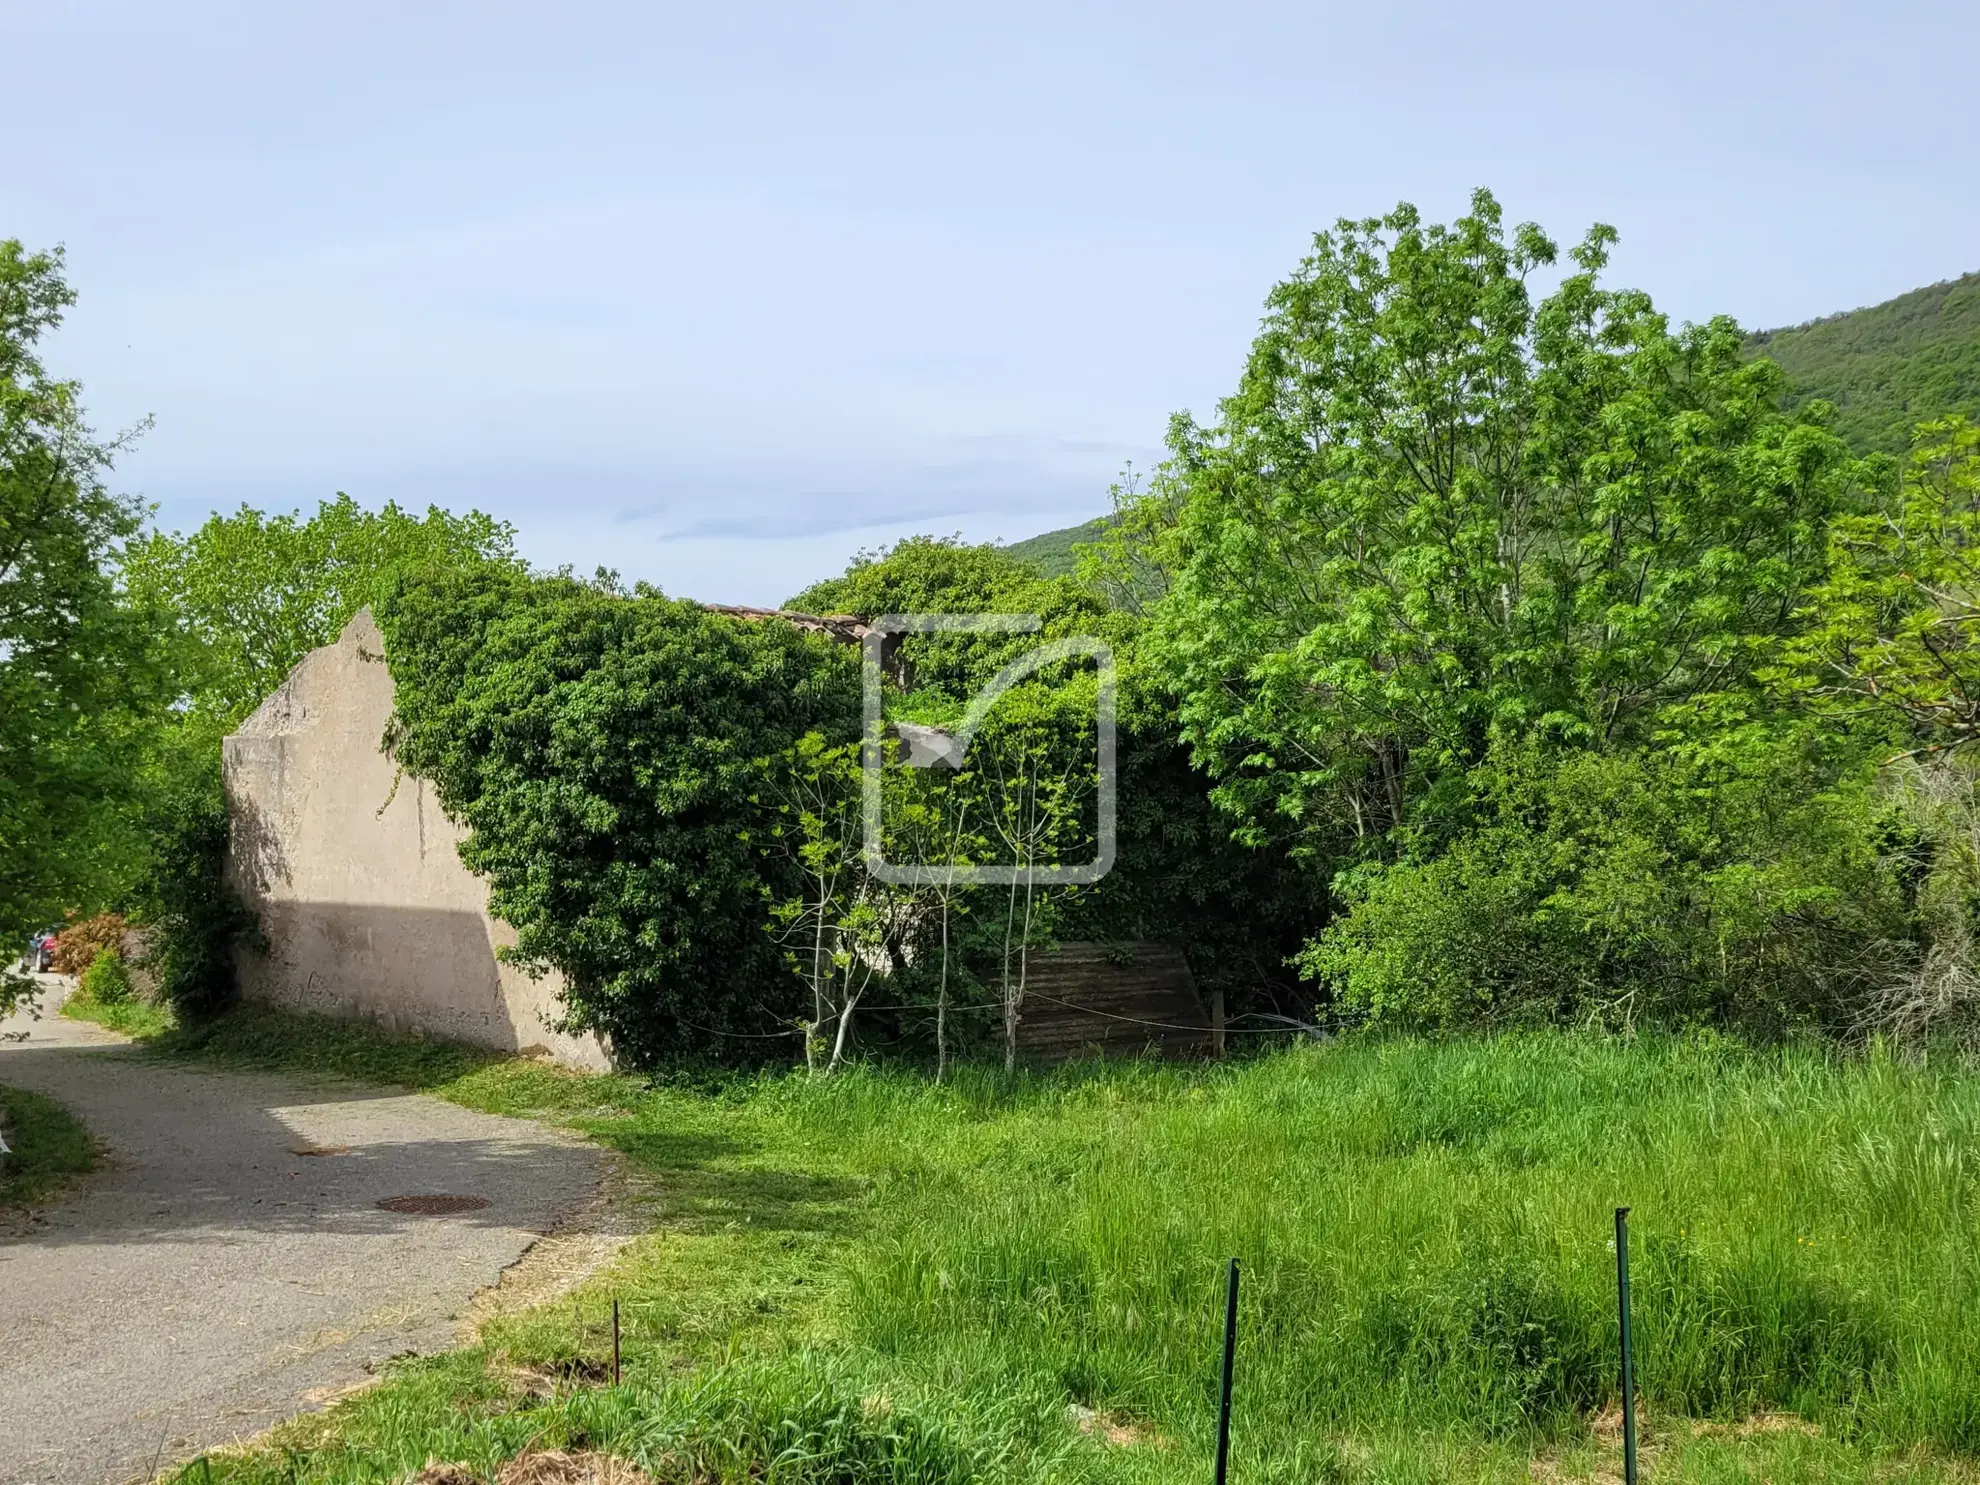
[169,1021,1980,1482]
[822,1036,1980,1456]
[181,1352,1087,1484]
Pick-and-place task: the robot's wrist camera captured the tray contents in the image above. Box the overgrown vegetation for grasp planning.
[152,1016,1980,1483]
[1305,735,1901,1034]
[60,950,175,1037]
[1076,192,1980,1038]
[375,566,862,1063]
[790,536,1318,1043]
[13,200,1980,1054]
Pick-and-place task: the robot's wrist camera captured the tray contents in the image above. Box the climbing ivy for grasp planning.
[375,565,858,1065]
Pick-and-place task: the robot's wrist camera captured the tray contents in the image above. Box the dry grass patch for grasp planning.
[411,1449,654,1485]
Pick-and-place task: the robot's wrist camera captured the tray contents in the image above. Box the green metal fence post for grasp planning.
[1615,1206,1638,1485]
[1215,1258,1239,1485]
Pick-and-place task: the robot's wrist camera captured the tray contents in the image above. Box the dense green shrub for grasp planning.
[132,746,259,1019]
[376,566,860,1065]
[1305,738,1905,1032]
[78,946,132,1004]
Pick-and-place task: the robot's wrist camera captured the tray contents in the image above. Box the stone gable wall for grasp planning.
[223,609,610,1070]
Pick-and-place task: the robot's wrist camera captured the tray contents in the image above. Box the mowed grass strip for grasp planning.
[154,1012,1980,1484]
[0,1082,95,1210]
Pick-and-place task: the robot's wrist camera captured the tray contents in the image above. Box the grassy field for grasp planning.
[144,1010,1980,1484]
[0,1082,95,1210]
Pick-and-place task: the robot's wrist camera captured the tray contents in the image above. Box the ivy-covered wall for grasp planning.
[376,566,859,1066]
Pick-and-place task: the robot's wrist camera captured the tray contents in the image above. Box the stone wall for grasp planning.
[222,610,610,1070]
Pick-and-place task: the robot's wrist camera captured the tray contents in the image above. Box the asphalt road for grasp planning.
[0,981,605,1485]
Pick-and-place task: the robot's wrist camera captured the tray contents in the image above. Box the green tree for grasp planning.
[109,495,522,1017]
[1783,417,1980,755]
[124,493,522,733]
[0,241,160,1007]
[1143,191,1868,858]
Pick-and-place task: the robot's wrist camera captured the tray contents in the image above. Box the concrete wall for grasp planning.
[223,610,610,1070]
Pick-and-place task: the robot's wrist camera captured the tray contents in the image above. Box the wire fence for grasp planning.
[173,1213,1648,1485]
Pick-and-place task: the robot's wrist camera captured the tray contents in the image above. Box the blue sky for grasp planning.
[9,1,1976,605]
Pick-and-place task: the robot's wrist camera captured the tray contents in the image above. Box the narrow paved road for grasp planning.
[0,982,605,1485]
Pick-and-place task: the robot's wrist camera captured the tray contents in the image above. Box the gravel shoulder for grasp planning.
[0,982,606,1485]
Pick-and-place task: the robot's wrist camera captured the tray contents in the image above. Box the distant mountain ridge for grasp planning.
[1005,270,1980,571]
[1002,517,1113,577]
[1749,270,1980,454]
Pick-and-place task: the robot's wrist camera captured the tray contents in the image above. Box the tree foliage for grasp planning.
[0,241,160,1007]
[1142,191,1870,858]
[1784,417,1980,754]
[124,493,522,732]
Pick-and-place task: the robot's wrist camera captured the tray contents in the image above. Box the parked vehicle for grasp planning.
[23,931,57,974]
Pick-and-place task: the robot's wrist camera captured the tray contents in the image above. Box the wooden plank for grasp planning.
[1010,941,1210,1061]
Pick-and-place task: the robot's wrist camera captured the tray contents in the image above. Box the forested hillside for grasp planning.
[1747,271,1980,453]
[1002,516,1110,575]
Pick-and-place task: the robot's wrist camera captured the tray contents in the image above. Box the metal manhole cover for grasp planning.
[376,1193,491,1215]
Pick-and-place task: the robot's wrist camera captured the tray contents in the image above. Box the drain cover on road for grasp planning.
[376,1193,491,1215]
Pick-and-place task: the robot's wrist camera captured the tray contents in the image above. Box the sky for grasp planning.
[8,1,1978,606]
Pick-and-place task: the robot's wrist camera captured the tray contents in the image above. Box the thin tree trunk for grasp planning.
[827,960,873,1074]
[1002,868,1020,1074]
[806,892,828,1076]
[1013,847,1037,1075]
[828,987,860,1072]
[935,892,950,1083]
